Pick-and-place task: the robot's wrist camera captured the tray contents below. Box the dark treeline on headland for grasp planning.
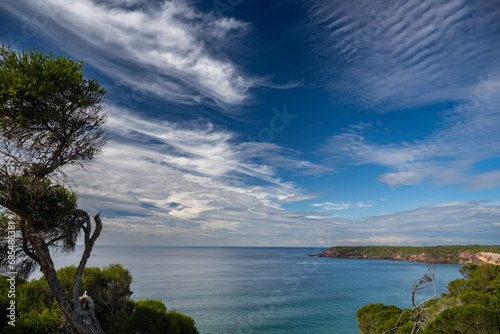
[313,245,500,264]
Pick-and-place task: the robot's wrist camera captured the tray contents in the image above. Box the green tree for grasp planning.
[0,45,107,334]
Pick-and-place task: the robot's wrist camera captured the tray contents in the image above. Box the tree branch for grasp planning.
[72,211,102,310]
[0,195,21,214]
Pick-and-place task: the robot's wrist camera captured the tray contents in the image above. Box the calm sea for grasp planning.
[37,246,463,334]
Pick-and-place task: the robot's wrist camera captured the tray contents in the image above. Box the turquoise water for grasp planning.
[42,246,463,333]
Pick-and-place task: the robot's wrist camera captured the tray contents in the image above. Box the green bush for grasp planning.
[16,275,55,312]
[1,308,63,334]
[446,264,500,298]
[0,297,10,329]
[422,304,500,334]
[103,299,199,334]
[164,309,199,334]
[103,299,200,334]
[131,299,170,333]
[459,290,493,307]
[356,303,411,334]
[447,277,468,297]
[357,263,500,334]
[55,263,133,322]
[0,275,61,334]
[0,264,200,334]
[102,310,135,334]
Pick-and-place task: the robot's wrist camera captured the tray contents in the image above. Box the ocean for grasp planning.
[37,246,464,334]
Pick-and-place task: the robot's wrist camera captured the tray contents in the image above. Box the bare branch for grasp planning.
[410,262,437,334]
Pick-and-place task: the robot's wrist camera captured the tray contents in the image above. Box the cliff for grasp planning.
[312,245,500,265]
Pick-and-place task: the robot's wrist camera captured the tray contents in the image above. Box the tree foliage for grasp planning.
[0,45,107,178]
[0,45,108,277]
[0,45,108,333]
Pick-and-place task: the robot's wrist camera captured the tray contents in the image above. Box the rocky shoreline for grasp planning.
[311,247,500,265]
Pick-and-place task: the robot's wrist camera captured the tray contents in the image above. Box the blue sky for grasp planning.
[1,0,500,246]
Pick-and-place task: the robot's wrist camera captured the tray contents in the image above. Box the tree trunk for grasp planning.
[29,233,104,334]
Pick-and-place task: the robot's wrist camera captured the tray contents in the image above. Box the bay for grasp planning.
[36,246,464,333]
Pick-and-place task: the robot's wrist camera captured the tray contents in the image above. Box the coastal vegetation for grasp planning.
[317,245,500,264]
[0,264,199,334]
[356,263,500,333]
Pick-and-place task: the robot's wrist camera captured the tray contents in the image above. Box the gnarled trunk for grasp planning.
[20,214,104,334]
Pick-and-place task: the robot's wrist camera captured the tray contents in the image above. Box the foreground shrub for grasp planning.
[422,304,500,334]
[104,299,199,334]
[56,263,133,322]
[356,303,412,334]
[2,308,63,334]
[357,264,500,334]
[0,264,199,334]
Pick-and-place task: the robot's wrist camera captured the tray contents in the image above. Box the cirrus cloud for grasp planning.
[1,0,278,109]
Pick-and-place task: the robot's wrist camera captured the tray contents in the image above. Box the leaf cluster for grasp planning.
[0,45,107,178]
[5,176,77,226]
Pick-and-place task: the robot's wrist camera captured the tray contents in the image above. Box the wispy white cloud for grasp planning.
[65,105,334,243]
[320,89,500,189]
[279,194,319,203]
[327,200,500,246]
[466,171,500,191]
[305,0,500,111]
[307,0,500,190]
[58,105,500,246]
[0,0,280,109]
[89,190,500,246]
[312,201,351,211]
[311,200,375,212]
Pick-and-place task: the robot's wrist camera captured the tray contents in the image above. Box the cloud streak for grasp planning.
[68,110,498,246]
[64,105,333,243]
[326,200,500,246]
[305,0,500,111]
[1,0,271,109]
[320,88,500,189]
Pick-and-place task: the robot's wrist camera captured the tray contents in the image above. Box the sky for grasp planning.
[1,0,499,247]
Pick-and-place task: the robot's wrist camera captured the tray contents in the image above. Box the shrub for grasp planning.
[356,303,411,334]
[102,310,135,334]
[459,290,493,307]
[422,304,500,334]
[357,263,500,334]
[103,299,200,334]
[55,263,133,322]
[131,299,170,333]
[1,308,63,334]
[164,309,200,334]
[0,264,200,334]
